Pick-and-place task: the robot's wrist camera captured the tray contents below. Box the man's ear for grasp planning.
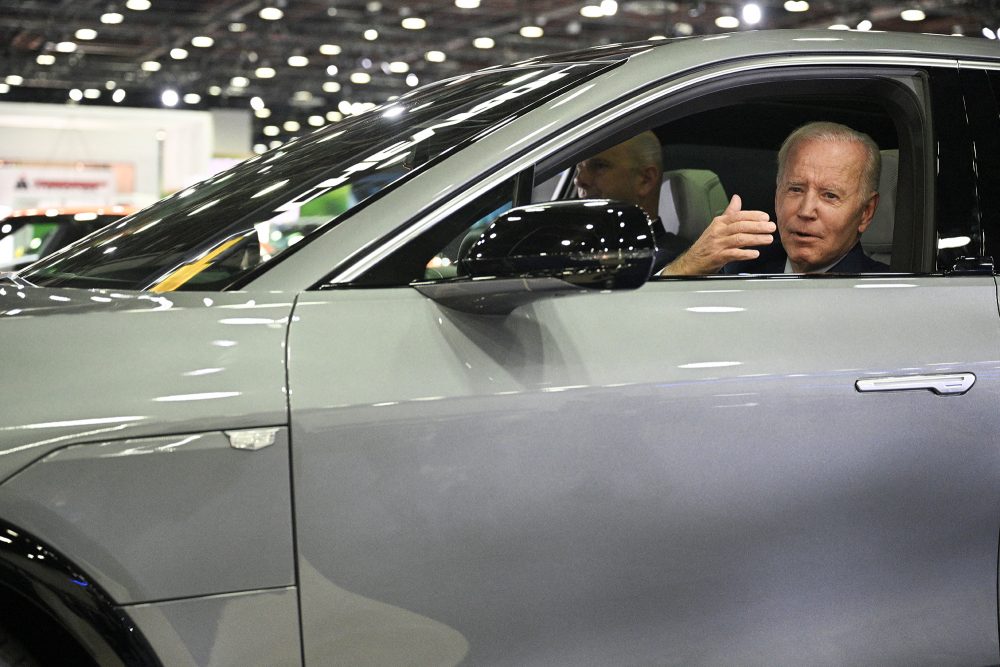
[637,165,661,196]
[857,192,880,234]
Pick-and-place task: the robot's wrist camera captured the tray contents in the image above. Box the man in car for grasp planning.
[660,121,889,275]
[575,130,690,272]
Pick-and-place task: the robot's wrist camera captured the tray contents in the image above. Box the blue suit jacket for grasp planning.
[723,241,889,274]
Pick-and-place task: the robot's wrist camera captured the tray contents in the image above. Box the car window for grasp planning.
[18,62,616,292]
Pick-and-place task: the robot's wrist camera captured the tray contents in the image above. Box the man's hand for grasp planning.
[660,195,775,275]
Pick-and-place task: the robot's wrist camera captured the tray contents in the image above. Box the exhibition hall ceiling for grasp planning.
[0,0,997,150]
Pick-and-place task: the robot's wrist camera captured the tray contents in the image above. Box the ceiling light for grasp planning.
[184,93,201,104]
[455,0,480,7]
[520,26,544,38]
[580,5,603,18]
[425,50,446,62]
[901,9,926,22]
[326,65,339,76]
[126,0,151,9]
[253,144,267,154]
[828,24,850,30]
[675,22,694,35]
[857,19,873,31]
[649,34,667,40]
[0,83,8,93]
[308,115,325,127]
[101,12,124,24]
[84,88,101,99]
[600,0,618,16]
[56,41,77,53]
[230,76,249,87]
[259,7,283,20]
[742,4,762,24]
[326,111,343,122]
[141,61,161,71]
[112,89,126,102]
[350,72,372,84]
[75,28,97,40]
[250,96,265,110]
[406,73,419,87]
[366,1,382,11]
[983,27,997,39]
[208,85,222,95]
[293,90,313,102]
[269,140,283,149]
[287,55,308,67]
[401,17,426,30]
[255,66,276,78]
[784,1,809,11]
[255,108,271,118]
[364,29,379,40]
[263,125,280,136]
[170,48,188,59]
[473,37,495,49]
[283,120,301,132]
[320,44,341,55]
[388,61,409,73]
[229,22,247,32]
[161,89,179,106]
[36,54,56,65]
[191,36,214,47]
[715,16,740,29]
[69,88,83,101]
[338,100,352,114]
[5,75,23,85]
[323,81,341,92]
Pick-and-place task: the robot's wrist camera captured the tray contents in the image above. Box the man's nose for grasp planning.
[574,167,589,188]
[797,189,819,217]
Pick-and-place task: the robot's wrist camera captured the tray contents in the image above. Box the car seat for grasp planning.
[862,149,896,267]
[658,169,729,244]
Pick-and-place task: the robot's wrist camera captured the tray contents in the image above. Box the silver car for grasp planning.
[2,30,1000,666]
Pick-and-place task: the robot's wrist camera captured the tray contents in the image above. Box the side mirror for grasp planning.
[414,199,655,314]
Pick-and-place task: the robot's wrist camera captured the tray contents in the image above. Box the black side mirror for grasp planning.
[415,200,655,314]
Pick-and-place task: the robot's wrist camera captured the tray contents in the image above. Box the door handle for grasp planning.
[855,373,976,396]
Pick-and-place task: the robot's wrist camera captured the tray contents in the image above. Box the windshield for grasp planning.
[21,61,615,292]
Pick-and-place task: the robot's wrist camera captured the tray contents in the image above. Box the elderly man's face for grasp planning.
[775,138,878,273]
[574,143,643,206]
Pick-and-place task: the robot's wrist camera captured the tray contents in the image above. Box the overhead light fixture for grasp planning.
[326,65,339,76]
[473,37,495,48]
[230,76,250,88]
[259,7,283,20]
[287,55,308,67]
[425,50,446,62]
[520,26,544,38]
[255,66,276,78]
[983,27,997,39]
[326,111,343,122]
[250,96,265,110]
[126,0,151,9]
[784,1,809,11]
[406,73,419,87]
[170,48,188,59]
[5,75,23,85]
[600,0,618,16]
[161,89,179,106]
[283,120,301,132]
[580,5,603,18]
[141,61,161,71]
[388,61,409,73]
[455,0,480,7]
[83,88,101,99]
[69,88,83,101]
[401,17,426,30]
[742,4,762,24]
[293,90,313,102]
[112,89,126,102]
[901,9,926,21]
[184,93,201,104]
[715,16,740,29]
[350,72,372,84]
[308,115,325,127]
[75,28,97,40]
[191,36,214,47]
[322,81,341,92]
[828,23,850,30]
[36,54,56,65]
[56,41,77,53]
[263,125,280,136]
[0,83,10,94]
[208,85,222,95]
[364,29,379,40]
[255,108,271,118]
[319,44,342,55]
[857,19,873,31]
[101,12,124,24]
[229,22,247,32]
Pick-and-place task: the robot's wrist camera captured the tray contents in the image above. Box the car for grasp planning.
[2,29,1000,666]
[0,206,135,273]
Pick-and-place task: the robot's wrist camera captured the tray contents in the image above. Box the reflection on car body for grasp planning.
[2,30,1000,666]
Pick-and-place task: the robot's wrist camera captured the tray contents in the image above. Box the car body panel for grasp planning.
[288,276,1000,664]
[0,428,294,602]
[123,588,300,667]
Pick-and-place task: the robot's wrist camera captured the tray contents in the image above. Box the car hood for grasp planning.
[0,280,294,482]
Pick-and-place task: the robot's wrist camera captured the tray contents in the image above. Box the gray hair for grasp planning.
[626,130,663,173]
[776,121,881,196]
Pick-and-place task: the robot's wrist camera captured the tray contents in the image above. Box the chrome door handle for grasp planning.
[855,373,976,396]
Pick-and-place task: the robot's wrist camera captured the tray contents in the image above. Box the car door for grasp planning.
[286,58,1000,665]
